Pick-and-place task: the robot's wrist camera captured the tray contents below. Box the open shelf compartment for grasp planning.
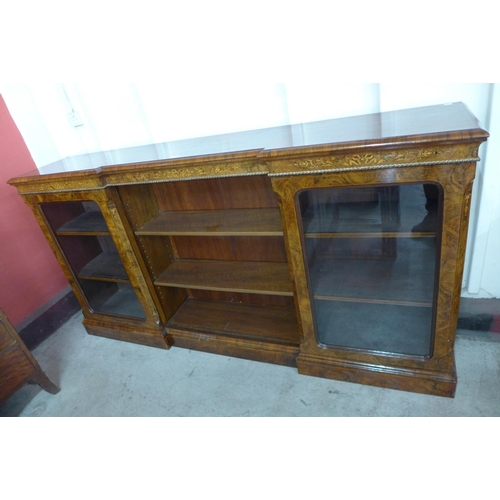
[168,298,300,346]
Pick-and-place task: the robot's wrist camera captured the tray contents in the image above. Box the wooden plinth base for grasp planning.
[167,327,299,367]
[84,319,168,350]
[296,353,457,398]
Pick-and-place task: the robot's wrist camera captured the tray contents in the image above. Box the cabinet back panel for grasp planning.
[41,202,86,232]
[154,176,279,211]
[57,235,103,273]
[173,235,288,262]
[190,289,295,307]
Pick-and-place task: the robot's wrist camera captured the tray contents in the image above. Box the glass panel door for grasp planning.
[297,183,440,357]
[41,201,146,320]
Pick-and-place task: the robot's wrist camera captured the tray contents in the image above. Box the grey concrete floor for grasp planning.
[1,311,500,417]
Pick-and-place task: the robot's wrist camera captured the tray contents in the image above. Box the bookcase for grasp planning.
[8,103,488,397]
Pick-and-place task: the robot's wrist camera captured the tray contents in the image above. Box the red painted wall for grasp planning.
[0,95,68,326]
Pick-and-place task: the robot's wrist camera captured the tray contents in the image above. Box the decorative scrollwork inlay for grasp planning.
[269,158,480,178]
[280,144,480,173]
[289,148,446,170]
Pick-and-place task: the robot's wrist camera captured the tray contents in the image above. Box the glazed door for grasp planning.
[25,189,164,330]
[40,200,147,320]
[271,157,477,398]
[296,183,441,357]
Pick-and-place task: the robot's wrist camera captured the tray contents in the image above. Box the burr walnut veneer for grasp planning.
[8,103,488,397]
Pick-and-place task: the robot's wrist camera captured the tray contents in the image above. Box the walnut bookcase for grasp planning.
[8,103,488,397]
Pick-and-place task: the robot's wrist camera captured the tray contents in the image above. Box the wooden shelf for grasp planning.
[313,294,432,308]
[168,298,300,345]
[155,259,293,296]
[78,253,129,283]
[136,208,283,236]
[306,231,435,239]
[309,238,436,306]
[57,211,109,235]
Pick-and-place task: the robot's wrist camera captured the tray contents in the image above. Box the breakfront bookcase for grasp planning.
[8,103,488,397]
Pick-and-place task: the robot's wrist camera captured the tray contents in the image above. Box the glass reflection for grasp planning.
[41,201,146,320]
[298,184,440,356]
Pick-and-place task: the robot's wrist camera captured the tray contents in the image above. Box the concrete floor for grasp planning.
[1,311,500,417]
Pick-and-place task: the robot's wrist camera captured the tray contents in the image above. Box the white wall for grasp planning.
[1,83,498,298]
[0,84,293,164]
[0,84,62,167]
[463,84,500,298]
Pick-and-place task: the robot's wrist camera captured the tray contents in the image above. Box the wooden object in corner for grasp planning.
[0,309,60,406]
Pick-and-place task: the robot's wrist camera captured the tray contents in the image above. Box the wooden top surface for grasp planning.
[8,102,489,185]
